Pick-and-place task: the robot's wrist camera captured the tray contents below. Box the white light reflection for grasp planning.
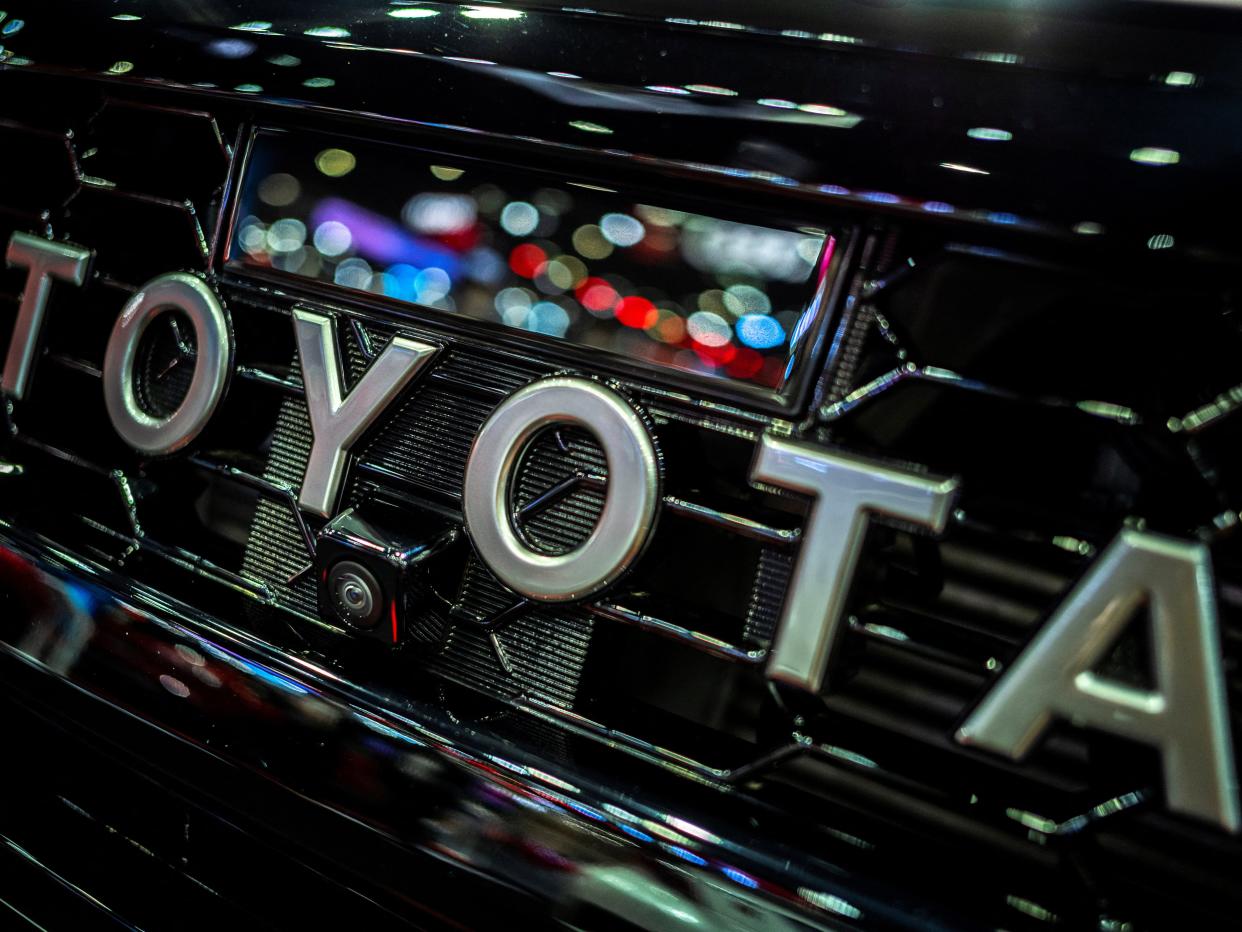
[665,816,723,845]
[799,889,863,920]
[238,218,268,256]
[403,193,476,234]
[461,6,524,19]
[799,103,847,116]
[304,26,351,38]
[966,50,1022,64]
[685,84,737,96]
[313,220,352,257]
[724,283,771,315]
[266,218,306,253]
[272,247,311,274]
[495,286,534,325]
[686,310,731,347]
[939,162,989,175]
[500,201,539,236]
[335,257,373,289]
[599,212,645,247]
[208,39,255,59]
[236,139,828,391]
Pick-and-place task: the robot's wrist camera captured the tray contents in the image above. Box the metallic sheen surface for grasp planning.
[293,308,438,516]
[101,272,232,455]
[751,437,959,693]
[956,529,1240,831]
[463,376,660,601]
[3,233,91,400]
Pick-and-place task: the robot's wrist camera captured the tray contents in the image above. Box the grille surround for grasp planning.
[1,48,1242,929]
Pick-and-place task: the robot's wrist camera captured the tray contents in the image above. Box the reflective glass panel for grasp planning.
[231,131,836,390]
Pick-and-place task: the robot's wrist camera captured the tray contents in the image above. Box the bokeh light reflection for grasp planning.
[233,134,834,390]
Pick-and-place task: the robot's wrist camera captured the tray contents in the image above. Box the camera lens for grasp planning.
[327,560,384,629]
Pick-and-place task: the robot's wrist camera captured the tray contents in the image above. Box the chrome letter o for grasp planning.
[102,272,232,455]
[463,377,659,601]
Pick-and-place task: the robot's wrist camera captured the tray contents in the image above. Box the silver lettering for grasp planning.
[294,309,437,516]
[4,233,92,399]
[750,437,958,693]
[102,272,233,456]
[463,376,659,601]
[956,529,1238,831]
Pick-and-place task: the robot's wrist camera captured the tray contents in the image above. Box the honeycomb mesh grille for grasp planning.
[434,557,593,708]
[240,394,319,620]
[237,319,596,708]
[361,387,497,500]
[358,350,544,500]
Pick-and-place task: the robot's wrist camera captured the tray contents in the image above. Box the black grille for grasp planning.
[755,239,1242,924]
[359,351,544,501]
[0,75,238,535]
[439,556,594,709]
[135,312,197,418]
[3,67,1242,931]
[212,227,1242,925]
[513,426,607,555]
[240,395,319,620]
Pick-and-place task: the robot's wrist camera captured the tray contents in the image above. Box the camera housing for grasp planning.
[315,504,461,647]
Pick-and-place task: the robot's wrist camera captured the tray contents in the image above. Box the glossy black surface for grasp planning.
[3,0,1242,260]
[0,531,962,930]
[2,2,1242,930]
